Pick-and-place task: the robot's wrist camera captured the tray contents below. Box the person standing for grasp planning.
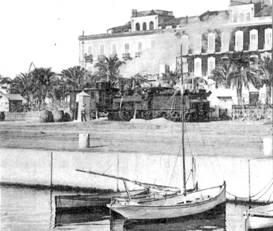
[81,104,87,122]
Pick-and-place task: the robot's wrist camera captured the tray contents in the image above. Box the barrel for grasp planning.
[63,112,71,122]
[40,110,50,122]
[79,133,90,149]
[53,110,64,122]
[47,111,54,122]
[0,112,5,121]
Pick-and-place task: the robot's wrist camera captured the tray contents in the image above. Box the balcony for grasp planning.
[97,55,106,62]
[84,54,93,63]
[135,52,141,58]
[122,53,131,60]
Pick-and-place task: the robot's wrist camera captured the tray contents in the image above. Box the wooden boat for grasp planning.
[55,206,109,226]
[111,203,226,231]
[244,203,273,230]
[107,182,226,220]
[106,53,226,220]
[55,189,148,213]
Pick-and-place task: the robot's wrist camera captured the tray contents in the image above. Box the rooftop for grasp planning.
[131,9,174,18]
[230,0,267,6]
[0,92,25,101]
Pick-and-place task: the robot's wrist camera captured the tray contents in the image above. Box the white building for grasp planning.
[79,0,272,110]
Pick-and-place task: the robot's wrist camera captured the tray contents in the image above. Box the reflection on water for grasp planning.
[1,186,250,231]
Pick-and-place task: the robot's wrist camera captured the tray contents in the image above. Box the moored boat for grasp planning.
[107,182,226,220]
[244,203,273,230]
[55,189,148,213]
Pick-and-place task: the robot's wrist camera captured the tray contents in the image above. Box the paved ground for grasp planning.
[0,119,272,157]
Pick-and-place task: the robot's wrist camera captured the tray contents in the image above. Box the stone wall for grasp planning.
[232,105,272,120]
[1,148,272,203]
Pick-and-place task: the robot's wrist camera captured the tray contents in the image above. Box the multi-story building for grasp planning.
[79,0,272,110]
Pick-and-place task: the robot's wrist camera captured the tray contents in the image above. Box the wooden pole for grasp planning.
[117,154,120,192]
[123,181,131,201]
[180,45,187,196]
[50,152,53,188]
[248,159,251,208]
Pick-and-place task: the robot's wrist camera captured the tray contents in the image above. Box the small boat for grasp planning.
[55,206,109,226]
[107,182,226,220]
[55,189,148,213]
[111,203,226,231]
[244,203,273,230]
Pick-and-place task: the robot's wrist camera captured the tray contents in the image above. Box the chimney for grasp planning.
[132,9,137,17]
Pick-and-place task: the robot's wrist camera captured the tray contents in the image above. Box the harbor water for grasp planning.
[1,185,254,231]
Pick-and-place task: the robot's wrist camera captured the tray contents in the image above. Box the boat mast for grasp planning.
[180,45,187,196]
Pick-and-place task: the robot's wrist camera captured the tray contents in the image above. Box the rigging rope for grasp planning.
[226,177,273,202]
[167,144,180,186]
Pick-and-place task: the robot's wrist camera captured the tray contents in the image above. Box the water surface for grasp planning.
[1,186,250,231]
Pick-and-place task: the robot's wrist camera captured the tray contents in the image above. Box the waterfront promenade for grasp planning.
[0,119,271,157]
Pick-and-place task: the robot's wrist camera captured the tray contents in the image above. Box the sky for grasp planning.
[0,0,266,78]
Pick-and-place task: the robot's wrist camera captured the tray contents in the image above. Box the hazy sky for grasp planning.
[0,0,257,77]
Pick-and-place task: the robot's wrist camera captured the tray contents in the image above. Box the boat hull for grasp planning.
[247,215,273,230]
[107,183,226,220]
[55,189,147,213]
[245,204,273,230]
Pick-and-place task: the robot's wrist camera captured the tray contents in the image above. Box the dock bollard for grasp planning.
[263,136,272,156]
[79,133,90,149]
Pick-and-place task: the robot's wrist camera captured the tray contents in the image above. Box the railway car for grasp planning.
[70,82,212,122]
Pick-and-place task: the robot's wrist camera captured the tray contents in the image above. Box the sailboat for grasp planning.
[244,203,273,230]
[106,51,226,220]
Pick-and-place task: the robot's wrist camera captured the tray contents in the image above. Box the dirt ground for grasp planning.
[0,119,272,157]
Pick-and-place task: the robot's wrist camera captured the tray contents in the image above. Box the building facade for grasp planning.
[79,0,272,109]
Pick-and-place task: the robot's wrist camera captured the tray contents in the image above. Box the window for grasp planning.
[135,23,140,31]
[207,33,215,53]
[151,40,156,49]
[207,57,215,76]
[182,58,188,73]
[235,31,243,51]
[143,22,147,31]
[264,28,272,50]
[249,29,258,51]
[221,32,230,52]
[233,13,238,23]
[112,44,117,55]
[194,35,202,54]
[181,35,189,55]
[99,45,104,55]
[246,12,251,21]
[194,58,202,77]
[239,13,244,22]
[124,43,130,53]
[138,42,142,52]
[149,21,154,30]
[88,46,92,55]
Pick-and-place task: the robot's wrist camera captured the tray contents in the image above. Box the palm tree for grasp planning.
[0,75,12,85]
[210,58,231,88]
[47,75,68,101]
[226,54,262,105]
[94,55,124,86]
[31,67,56,108]
[258,56,273,104]
[61,66,88,91]
[211,54,263,105]
[0,75,12,93]
[12,73,34,106]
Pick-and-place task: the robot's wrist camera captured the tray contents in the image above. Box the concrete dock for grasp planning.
[0,120,272,202]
